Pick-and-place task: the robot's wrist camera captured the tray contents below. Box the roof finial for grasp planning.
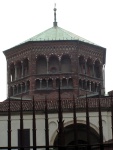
[53,3,57,27]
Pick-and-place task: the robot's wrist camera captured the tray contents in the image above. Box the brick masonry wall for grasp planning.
[4,41,106,99]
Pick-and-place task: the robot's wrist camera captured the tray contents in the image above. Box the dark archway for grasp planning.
[94,60,102,78]
[86,58,93,76]
[61,55,71,73]
[79,56,85,74]
[36,55,47,74]
[54,123,99,149]
[48,55,59,73]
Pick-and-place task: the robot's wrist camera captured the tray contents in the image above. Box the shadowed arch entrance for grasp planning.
[54,123,99,149]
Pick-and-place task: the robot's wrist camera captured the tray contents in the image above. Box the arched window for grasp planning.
[62,78,67,88]
[49,56,59,73]
[91,82,94,92]
[42,79,47,88]
[26,81,30,92]
[87,81,90,91]
[56,78,60,88]
[68,78,73,88]
[35,79,40,89]
[48,79,53,88]
[79,56,85,74]
[97,83,101,92]
[79,79,82,89]
[16,61,22,79]
[61,55,71,73]
[14,85,17,95]
[22,82,25,93]
[94,60,101,78]
[23,58,29,77]
[83,80,86,90]
[86,58,93,76]
[10,63,15,82]
[37,56,47,74]
[94,83,98,92]
[10,86,13,96]
[18,84,21,94]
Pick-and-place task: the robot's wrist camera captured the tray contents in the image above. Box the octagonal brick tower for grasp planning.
[3,7,106,100]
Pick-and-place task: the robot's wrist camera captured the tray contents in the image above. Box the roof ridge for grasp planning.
[57,27,74,40]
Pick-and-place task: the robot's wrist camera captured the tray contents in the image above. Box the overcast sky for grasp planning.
[0,0,113,101]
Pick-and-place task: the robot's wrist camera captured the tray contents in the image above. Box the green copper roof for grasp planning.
[25,26,97,45]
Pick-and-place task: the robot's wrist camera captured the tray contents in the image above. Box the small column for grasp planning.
[21,61,24,77]
[60,79,62,87]
[25,82,27,92]
[53,78,56,89]
[21,84,23,93]
[92,82,94,92]
[95,84,97,92]
[17,85,19,94]
[47,79,48,88]
[97,84,99,92]
[67,78,68,87]
[89,82,91,91]
[40,79,42,89]
[87,81,89,91]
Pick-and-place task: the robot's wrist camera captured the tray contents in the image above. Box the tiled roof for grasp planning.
[23,26,97,46]
[0,97,111,112]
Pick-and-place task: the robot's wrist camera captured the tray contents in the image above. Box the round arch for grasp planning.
[48,55,59,73]
[61,54,71,73]
[86,57,93,76]
[36,55,47,74]
[50,120,106,146]
[79,55,85,74]
[94,59,102,78]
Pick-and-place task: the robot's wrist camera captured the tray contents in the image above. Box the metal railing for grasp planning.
[0,95,113,150]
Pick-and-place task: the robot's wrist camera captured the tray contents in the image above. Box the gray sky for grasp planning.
[0,0,113,101]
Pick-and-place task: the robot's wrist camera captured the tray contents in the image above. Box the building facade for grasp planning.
[0,6,112,150]
[4,8,106,100]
